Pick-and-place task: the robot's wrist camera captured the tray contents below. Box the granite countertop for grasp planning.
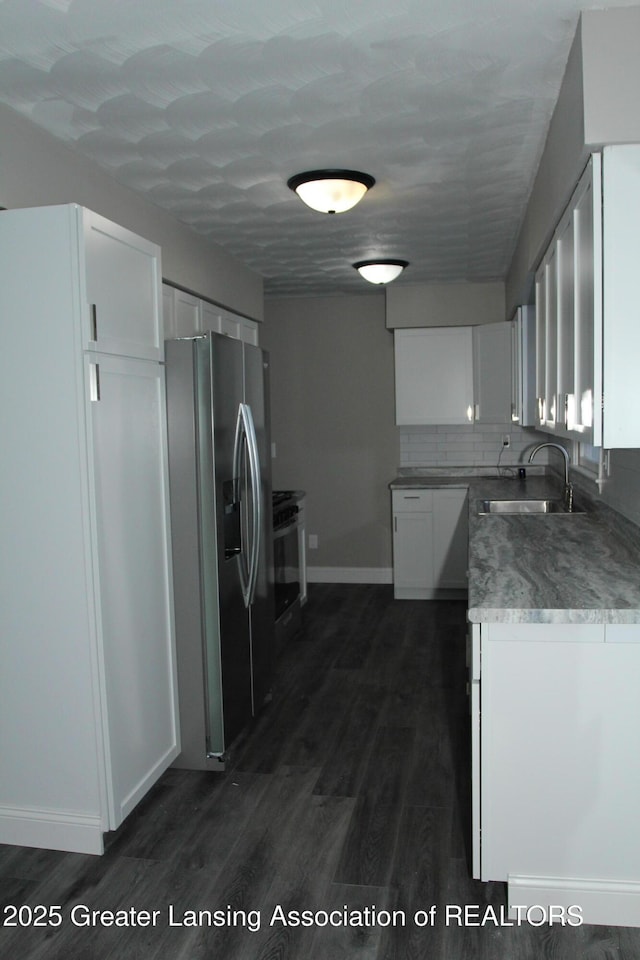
[390,470,640,624]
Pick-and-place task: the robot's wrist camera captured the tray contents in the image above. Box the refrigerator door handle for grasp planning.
[232,403,251,603]
[232,403,262,607]
[243,402,262,606]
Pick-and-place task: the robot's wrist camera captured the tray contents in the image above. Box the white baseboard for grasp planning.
[0,804,104,855]
[307,566,393,584]
[508,873,640,928]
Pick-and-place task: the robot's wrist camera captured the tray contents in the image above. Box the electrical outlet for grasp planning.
[309,534,318,549]
[502,434,510,448]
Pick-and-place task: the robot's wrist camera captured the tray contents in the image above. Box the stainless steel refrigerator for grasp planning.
[165,333,274,769]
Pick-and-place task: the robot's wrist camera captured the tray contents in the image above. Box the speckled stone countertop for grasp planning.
[390,470,640,624]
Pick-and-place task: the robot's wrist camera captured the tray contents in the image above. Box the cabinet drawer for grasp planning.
[392,489,433,512]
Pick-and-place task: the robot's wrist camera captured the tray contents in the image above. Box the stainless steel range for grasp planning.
[272,490,305,647]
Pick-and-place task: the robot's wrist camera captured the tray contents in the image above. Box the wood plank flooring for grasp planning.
[1,584,638,959]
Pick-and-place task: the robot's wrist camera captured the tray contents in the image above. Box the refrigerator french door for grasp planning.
[166,333,274,768]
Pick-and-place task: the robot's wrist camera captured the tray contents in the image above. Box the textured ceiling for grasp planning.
[0,0,635,297]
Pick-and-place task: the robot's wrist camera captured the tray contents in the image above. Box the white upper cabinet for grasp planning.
[394,324,513,426]
[0,204,179,854]
[162,283,259,345]
[82,208,163,361]
[394,326,474,425]
[173,289,202,337]
[472,322,512,423]
[200,299,222,334]
[600,145,640,448]
[510,305,536,427]
[535,145,640,447]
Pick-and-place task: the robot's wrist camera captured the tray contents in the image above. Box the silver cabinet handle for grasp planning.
[89,362,100,402]
[91,304,98,342]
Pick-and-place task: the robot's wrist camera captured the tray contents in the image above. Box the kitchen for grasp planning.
[2,2,640,956]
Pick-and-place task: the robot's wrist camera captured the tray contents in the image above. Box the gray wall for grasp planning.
[0,102,263,320]
[582,7,640,146]
[386,281,505,328]
[262,294,398,576]
[506,6,640,314]
[505,19,586,313]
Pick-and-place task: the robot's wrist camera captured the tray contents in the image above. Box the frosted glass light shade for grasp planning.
[287,170,375,214]
[353,259,409,284]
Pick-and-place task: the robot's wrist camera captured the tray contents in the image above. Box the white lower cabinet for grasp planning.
[393,491,434,598]
[0,205,180,855]
[432,488,469,589]
[471,620,640,927]
[392,487,468,598]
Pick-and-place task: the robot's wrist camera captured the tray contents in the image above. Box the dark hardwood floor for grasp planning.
[1,584,637,958]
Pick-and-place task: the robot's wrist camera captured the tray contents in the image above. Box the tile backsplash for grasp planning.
[399,423,552,469]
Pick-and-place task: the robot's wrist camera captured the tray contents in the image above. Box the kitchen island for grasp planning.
[391,470,640,928]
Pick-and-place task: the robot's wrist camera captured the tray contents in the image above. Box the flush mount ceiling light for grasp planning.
[287,169,375,214]
[353,259,409,284]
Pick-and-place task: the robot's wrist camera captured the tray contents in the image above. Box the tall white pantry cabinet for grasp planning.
[0,205,180,855]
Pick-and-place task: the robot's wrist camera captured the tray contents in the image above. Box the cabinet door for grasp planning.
[217,309,260,344]
[432,488,468,589]
[510,317,520,425]
[511,306,536,427]
[544,246,559,429]
[82,209,163,361]
[480,623,640,886]
[535,245,561,433]
[162,284,176,340]
[469,624,481,879]
[601,145,640,447]
[573,156,598,442]
[173,289,201,337]
[200,301,223,334]
[556,209,575,430]
[241,318,260,346]
[392,506,434,599]
[86,354,180,828]
[472,322,512,423]
[394,327,474,425]
[534,156,602,443]
[534,265,547,427]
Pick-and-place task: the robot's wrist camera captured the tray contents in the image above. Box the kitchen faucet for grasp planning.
[528,442,574,511]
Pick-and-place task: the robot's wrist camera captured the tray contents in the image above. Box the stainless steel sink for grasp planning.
[478,498,584,515]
